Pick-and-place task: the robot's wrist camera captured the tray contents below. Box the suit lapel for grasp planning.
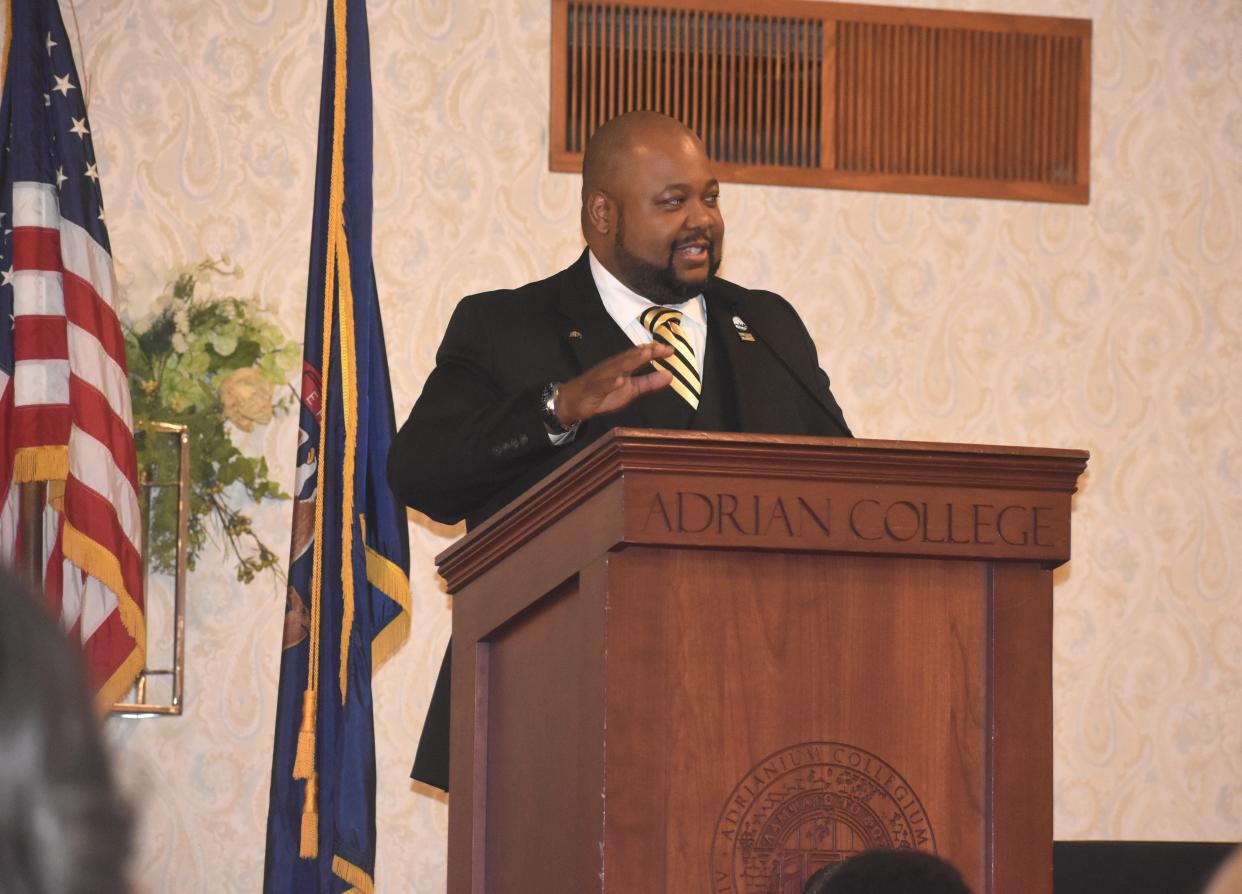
[557,252,626,368]
[556,251,649,429]
[705,289,774,432]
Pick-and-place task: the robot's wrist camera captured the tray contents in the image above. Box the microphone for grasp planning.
[728,300,853,437]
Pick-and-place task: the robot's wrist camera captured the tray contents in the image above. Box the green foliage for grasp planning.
[125,259,299,582]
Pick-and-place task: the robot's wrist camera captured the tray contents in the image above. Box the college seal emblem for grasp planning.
[711,742,936,894]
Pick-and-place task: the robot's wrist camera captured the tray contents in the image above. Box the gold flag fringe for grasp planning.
[62,522,146,648]
[13,445,68,483]
[332,856,376,894]
[94,644,145,713]
[364,544,411,674]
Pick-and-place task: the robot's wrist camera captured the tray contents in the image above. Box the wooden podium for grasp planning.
[438,430,1088,894]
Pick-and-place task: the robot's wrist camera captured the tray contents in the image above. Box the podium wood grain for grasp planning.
[439,430,1086,894]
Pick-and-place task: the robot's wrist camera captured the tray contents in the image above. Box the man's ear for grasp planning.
[584,189,614,236]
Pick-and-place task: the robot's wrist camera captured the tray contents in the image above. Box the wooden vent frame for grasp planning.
[550,0,1092,203]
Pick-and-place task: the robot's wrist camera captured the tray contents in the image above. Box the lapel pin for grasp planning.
[568,329,583,339]
[731,315,755,342]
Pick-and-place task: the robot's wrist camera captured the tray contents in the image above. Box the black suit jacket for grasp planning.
[389,251,851,790]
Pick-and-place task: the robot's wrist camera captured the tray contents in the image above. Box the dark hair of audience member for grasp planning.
[0,569,132,893]
[804,848,975,894]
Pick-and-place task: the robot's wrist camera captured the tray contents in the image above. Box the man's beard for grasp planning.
[613,213,721,306]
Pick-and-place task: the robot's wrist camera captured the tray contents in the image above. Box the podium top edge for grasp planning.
[435,430,1090,574]
[601,428,1091,460]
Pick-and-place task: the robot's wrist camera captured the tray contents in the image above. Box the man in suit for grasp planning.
[389,111,851,792]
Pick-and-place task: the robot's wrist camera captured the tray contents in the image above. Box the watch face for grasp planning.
[542,382,566,433]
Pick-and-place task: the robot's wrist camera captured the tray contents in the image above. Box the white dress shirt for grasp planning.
[548,252,708,444]
[588,250,708,363]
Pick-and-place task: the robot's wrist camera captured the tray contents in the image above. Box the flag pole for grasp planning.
[16,481,45,592]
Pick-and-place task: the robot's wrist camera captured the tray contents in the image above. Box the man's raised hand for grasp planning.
[554,342,674,427]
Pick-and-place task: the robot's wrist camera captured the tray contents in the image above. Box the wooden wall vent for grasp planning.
[550,0,1092,204]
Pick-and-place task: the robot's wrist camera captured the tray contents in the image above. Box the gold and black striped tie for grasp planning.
[640,306,701,410]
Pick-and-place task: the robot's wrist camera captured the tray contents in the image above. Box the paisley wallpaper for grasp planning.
[21,0,1241,888]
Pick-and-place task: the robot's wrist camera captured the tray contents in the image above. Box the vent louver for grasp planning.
[550,0,1091,203]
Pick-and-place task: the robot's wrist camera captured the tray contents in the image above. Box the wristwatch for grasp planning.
[540,381,579,436]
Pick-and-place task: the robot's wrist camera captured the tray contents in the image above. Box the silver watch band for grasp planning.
[540,381,575,435]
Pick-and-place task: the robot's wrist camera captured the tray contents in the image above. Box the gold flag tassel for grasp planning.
[293,688,318,779]
[300,773,319,858]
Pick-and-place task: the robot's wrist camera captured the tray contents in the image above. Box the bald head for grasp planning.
[581,111,701,199]
[578,111,724,305]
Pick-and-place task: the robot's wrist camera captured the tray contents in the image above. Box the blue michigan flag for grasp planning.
[263,0,411,890]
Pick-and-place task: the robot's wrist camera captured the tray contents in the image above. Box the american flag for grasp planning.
[1,0,145,707]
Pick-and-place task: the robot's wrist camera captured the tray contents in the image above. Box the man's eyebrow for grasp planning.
[655,180,720,193]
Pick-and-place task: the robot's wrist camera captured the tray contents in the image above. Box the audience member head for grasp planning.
[580,111,724,305]
[0,569,132,893]
[803,848,974,894]
[1205,847,1242,894]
